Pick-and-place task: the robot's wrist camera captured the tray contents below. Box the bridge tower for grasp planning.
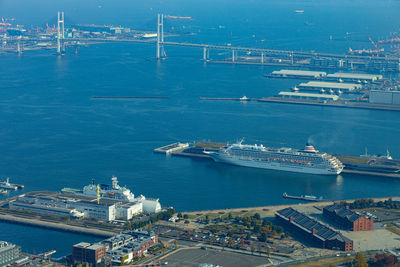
[17,39,22,54]
[156,14,165,59]
[57,11,65,54]
[203,46,210,61]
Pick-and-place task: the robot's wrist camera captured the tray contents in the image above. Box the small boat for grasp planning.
[0,189,8,195]
[283,192,323,202]
[0,177,18,190]
[239,95,250,101]
[295,10,304,13]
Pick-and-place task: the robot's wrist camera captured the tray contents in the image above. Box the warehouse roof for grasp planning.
[276,207,352,242]
[278,91,339,100]
[298,81,362,90]
[323,204,363,222]
[272,69,327,77]
[327,72,383,80]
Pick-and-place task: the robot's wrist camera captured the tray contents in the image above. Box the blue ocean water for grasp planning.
[1,0,400,257]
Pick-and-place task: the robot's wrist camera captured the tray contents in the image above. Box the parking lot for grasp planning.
[162,247,270,267]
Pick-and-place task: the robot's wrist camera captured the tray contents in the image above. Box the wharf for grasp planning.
[200,97,257,101]
[92,96,169,99]
[0,212,115,237]
[154,141,400,178]
[258,97,400,112]
[199,95,400,112]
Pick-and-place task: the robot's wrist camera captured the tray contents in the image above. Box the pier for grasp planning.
[154,141,400,178]
[92,96,169,99]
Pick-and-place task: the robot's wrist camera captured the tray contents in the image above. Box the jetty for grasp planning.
[92,96,169,99]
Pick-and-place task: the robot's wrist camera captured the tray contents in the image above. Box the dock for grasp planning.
[92,96,169,99]
[153,142,190,154]
[258,97,400,112]
[199,96,257,101]
[154,141,400,178]
[199,95,400,112]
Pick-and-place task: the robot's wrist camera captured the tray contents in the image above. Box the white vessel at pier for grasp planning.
[62,176,161,213]
[205,141,343,175]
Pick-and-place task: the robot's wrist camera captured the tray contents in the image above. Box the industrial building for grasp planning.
[72,242,107,265]
[72,230,158,265]
[103,230,158,265]
[369,90,400,105]
[270,69,327,79]
[275,208,353,251]
[326,72,383,82]
[0,241,21,266]
[278,91,339,101]
[9,191,143,222]
[298,81,362,92]
[323,204,374,231]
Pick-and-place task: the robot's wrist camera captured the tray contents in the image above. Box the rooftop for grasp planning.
[278,91,339,100]
[298,81,362,90]
[276,207,352,243]
[23,191,119,207]
[323,203,364,222]
[73,242,91,249]
[327,72,383,80]
[272,69,327,76]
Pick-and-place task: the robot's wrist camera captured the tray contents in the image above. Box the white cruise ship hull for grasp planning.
[210,154,341,175]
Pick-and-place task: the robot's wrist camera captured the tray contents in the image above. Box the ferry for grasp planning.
[205,140,343,175]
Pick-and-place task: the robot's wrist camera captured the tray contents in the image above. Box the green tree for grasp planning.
[354,252,368,267]
[205,215,210,224]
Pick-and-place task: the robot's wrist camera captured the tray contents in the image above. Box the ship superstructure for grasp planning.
[62,176,161,213]
[206,141,343,175]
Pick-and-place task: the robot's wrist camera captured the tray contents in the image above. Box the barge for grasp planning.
[282,192,324,202]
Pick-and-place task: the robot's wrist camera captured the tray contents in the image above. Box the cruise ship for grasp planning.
[205,141,343,175]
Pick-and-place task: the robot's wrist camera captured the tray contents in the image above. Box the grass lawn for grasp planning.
[286,256,355,267]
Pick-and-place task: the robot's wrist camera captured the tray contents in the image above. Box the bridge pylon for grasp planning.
[57,11,65,54]
[203,46,210,61]
[156,14,165,59]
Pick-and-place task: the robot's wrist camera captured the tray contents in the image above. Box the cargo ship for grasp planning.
[204,141,344,175]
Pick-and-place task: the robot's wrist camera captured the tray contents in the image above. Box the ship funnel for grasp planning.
[304,143,317,153]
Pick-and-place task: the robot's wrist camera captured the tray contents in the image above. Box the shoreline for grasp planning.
[181,196,400,216]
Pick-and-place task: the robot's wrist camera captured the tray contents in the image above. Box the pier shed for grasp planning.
[327,73,383,82]
[275,207,353,251]
[270,69,327,79]
[298,81,361,92]
[278,91,339,101]
[369,90,400,105]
